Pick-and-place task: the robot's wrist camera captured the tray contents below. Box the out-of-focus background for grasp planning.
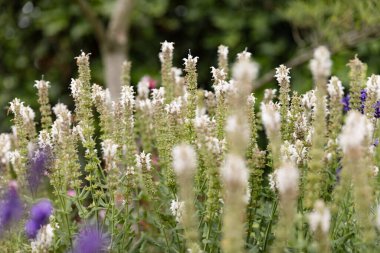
[1,0,380,131]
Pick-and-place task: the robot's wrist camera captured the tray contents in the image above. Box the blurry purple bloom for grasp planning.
[360,89,367,113]
[0,181,23,233]
[341,95,350,112]
[73,225,109,253]
[27,147,52,195]
[25,199,53,239]
[374,138,379,147]
[374,101,380,119]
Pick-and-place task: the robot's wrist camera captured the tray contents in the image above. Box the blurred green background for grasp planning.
[1,0,380,131]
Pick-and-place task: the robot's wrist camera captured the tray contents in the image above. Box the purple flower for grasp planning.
[73,225,109,253]
[341,95,350,112]
[374,101,380,119]
[342,89,380,118]
[27,147,52,195]
[374,138,379,147]
[0,181,23,233]
[25,199,53,239]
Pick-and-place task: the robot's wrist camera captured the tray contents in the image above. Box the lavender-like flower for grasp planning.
[25,199,53,239]
[27,147,52,195]
[72,225,109,253]
[341,89,380,118]
[0,181,23,233]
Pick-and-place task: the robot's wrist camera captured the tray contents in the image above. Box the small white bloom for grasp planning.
[214,80,236,98]
[170,199,184,223]
[263,89,277,102]
[165,97,183,115]
[20,105,35,123]
[211,67,227,83]
[6,150,21,166]
[9,98,23,114]
[161,41,174,55]
[261,102,281,134]
[135,151,152,171]
[366,74,380,100]
[302,90,317,109]
[34,80,50,90]
[120,85,135,108]
[218,45,229,60]
[152,88,165,105]
[275,162,299,195]
[327,76,344,98]
[101,139,118,162]
[339,111,372,153]
[308,200,330,233]
[70,79,82,98]
[232,58,259,83]
[310,46,332,79]
[38,130,52,149]
[172,144,197,175]
[183,54,199,70]
[237,49,251,60]
[0,134,12,165]
[220,154,248,187]
[31,224,54,253]
[137,76,150,99]
[274,64,291,84]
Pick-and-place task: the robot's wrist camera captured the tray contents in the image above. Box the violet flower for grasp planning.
[0,181,23,233]
[25,199,53,239]
[341,89,380,118]
[72,225,109,253]
[27,147,52,195]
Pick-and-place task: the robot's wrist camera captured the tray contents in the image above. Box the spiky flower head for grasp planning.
[183,54,199,71]
[218,45,229,59]
[211,67,227,83]
[261,102,281,135]
[327,76,344,98]
[232,58,259,85]
[339,111,373,154]
[310,46,332,79]
[120,85,135,108]
[135,151,152,171]
[308,200,330,233]
[160,41,174,56]
[34,80,50,90]
[274,64,291,84]
[72,225,110,253]
[172,144,197,175]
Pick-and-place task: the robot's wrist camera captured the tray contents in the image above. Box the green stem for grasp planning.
[263,199,278,252]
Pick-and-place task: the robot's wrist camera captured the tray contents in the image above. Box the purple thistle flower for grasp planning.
[0,181,23,233]
[27,147,52,195]
[25,199,53,239]
[73,225,110,253]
